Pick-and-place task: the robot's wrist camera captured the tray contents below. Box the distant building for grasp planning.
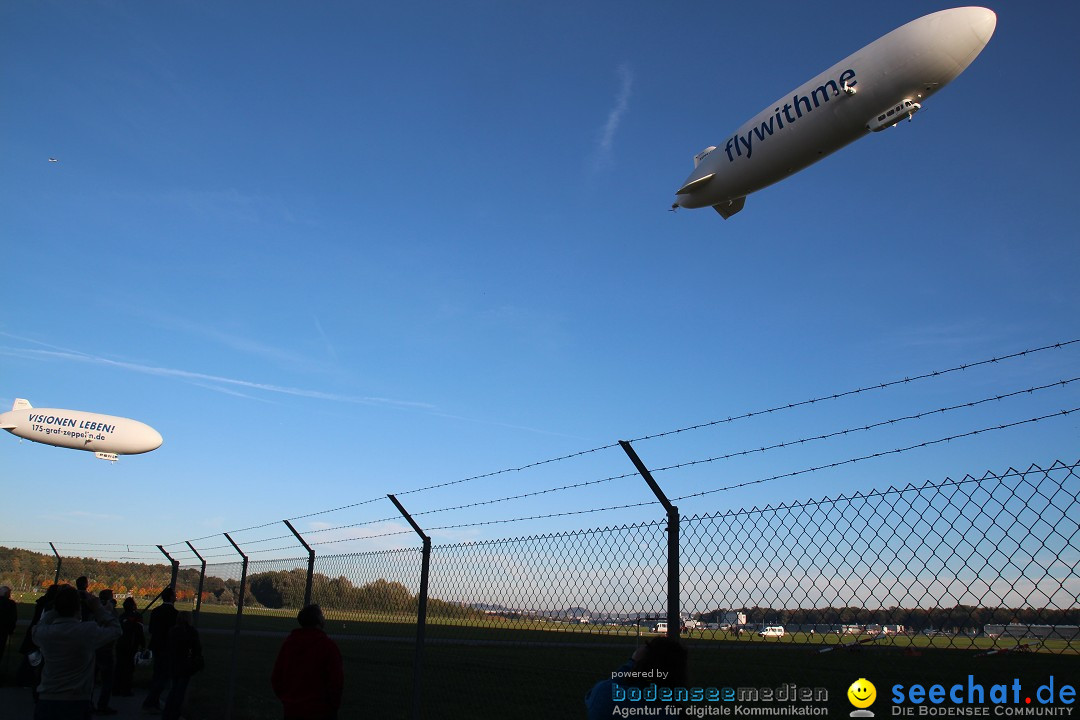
[983,624,1080,640]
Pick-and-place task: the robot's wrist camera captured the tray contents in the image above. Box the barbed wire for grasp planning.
[647,377,1079,477]
[166,337,1076,548]
[231,544,308,557]
[181,545,229,556]
[52,549,163,558]
[425,499,658,532]
[387,340,1080,503]
[162,365,1079,551]
[190,551,245,561]
[186,521,413,554]
[50,555,163,563]
[308,529,414,547]
[302,517,400,536]
[182,530,418,561]
[35,338,1080,555]
[672,407,1078,502]
[0,541,159,549]
[325,376,1078,525]
[626,339,1080,443]
[172,521,282,544]
[422,406,1078,533]
[682,459,1080,520]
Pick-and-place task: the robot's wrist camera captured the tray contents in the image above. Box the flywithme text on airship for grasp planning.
[0,398,163,462]
[673,7,997,218]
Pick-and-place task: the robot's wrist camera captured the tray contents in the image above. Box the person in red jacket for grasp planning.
[271,604,344,720]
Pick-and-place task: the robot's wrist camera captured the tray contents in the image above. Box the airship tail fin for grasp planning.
[713,196,746,219]
[693,147,717,168]
[12,398,32,411]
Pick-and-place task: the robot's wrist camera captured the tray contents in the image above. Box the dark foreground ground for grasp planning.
[2,614,1076,719]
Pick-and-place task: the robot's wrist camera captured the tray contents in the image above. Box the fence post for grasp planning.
[223,532,249,720]
[157,545,179,591]
[620,440,681,640]
[283,520,316,608]
[49,542,62,586]
[185,541,207,627]
[388,494,431,720]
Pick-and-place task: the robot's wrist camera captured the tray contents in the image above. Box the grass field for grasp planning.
[188,601,1079,653]
[4,601,1077,719]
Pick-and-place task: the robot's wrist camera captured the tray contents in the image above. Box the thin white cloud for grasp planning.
[0,332,573,436]
[118,311,338,375]
[197,516,227,530]
[313,315,340,364]
[38,510,124,522]
[589,64,634,173]
[0,343,433,410]
[885,323,999,350]
[184,380,279,404]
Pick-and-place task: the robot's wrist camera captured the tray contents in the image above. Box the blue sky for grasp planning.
[2,0,1078,567]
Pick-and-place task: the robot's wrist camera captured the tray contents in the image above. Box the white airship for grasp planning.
[0,398,163,462]
[672,6,997,218]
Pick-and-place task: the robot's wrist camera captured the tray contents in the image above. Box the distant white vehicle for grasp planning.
[653,622,668,634]
[759,626,785,638]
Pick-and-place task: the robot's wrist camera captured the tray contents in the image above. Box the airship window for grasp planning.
[878,114,887,121]
[887,109,895,116]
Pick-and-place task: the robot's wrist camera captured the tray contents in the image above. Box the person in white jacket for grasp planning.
[31,584,121,719]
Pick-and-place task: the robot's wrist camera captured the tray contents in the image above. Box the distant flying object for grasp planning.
[672,7,996,218]
[48,158,58,163]
[0,398,163,462]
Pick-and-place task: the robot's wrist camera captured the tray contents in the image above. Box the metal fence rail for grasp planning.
[3,459,1077,718]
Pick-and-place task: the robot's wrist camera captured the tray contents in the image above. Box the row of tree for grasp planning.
[0,546,479,619]
[0,546,174,599]
[4,547,1071,628]
[698,605,1079,631]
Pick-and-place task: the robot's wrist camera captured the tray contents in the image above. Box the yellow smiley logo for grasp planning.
[847,678,876,709]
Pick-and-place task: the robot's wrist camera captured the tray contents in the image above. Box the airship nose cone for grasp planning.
[148,428,163,450]
[969,7,997,46]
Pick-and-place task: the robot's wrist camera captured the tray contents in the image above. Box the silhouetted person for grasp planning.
[31,584,120,719]
[113,597,144,696]
[75,577,91,621]
[0,586,16,657]
[162,611,202,720]
[272,604,343,720]
[19,584,60,694]
[0,585,16,684]
[93,589,119,715]
[142,587,179,712]
[585,636,689,719]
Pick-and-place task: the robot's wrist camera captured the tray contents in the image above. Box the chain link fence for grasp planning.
[3,460,1077,718]
[680,460,1078,649]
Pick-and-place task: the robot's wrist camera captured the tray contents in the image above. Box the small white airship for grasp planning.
[0,398,163,462]
[672,7,997,218]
